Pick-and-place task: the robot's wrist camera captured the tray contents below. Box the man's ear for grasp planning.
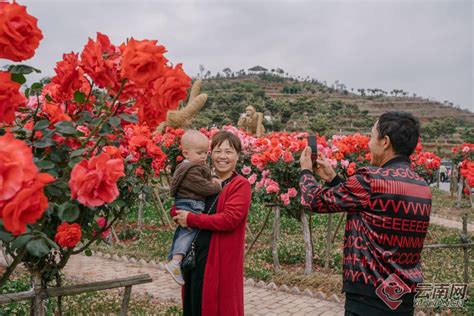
[383,135,391,150]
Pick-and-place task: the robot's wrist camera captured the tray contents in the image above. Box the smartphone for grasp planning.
[308,135,318,163]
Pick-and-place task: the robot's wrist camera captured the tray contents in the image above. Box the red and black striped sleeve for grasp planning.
[299,169,372,213]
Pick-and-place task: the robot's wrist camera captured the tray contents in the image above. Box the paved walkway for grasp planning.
[62,254,344,315]
[430,215,473,232]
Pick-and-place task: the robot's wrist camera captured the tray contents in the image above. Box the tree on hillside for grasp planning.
[422,118,457,141]
[342,104,360,128]
[199,64,205,78]
[223,68,232,77]
[308,114,332,136]
[461,127,474,143]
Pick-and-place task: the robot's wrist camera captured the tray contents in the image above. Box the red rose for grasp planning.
[0,133,38,204]
[136,96,167,129]
[149,64,191,111]
[81,33,120,89]
[2,172,54,235]
[55,223,82,248]
[68,152,125,207]
[51,52,85,99]
[0,2,43,61]
[120,38,168,88]
[0,71,26,123]
[93,217,111,239]
[43,102,71,124]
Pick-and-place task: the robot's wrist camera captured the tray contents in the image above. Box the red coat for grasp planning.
[172,174,251,316]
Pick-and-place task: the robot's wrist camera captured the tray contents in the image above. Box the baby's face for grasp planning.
[184,140,209,165]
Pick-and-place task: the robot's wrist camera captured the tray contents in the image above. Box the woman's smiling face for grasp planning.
[211,140,238,178]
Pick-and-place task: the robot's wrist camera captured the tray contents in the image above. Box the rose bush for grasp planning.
[0,0,190,287]
[0,1,43,61]
[452,143,474,195]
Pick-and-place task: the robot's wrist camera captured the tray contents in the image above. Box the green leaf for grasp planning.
[45,94,53,102]
[119,113,138,123]
[26,239,50,257]
[8,64,41,74]
[31,82,43,90]
[45,185,62,197]
[143,186,153,194]
[71,148,86,158]
[58,206,80,222]
[33,139,55,148]
[43,236,59,250]
[49,151,63,162]
[109,116,121,127]
[33,120,50,131]
[70,156,83,164]
[47,169,59,178]
[84,249,92,256]
[91,117,102,126]
[99,122,112,136]
[25,88,31,98]
[36,160,55,170]
[73,91,86,104]
[11,234,33,249]
[112,199,126,208]
[11,73,26,85]
[0,231,13,243]
[54,180,69,190]
[54,121,76,135]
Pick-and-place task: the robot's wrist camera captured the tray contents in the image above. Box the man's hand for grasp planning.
[173,210,190,228]
[315,153,337,183]
[299,146,314,171]
[300,147,337,183]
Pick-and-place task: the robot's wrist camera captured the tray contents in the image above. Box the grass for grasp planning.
[431,187,473,222]
[92,197,472,296]
[0,271,182,315]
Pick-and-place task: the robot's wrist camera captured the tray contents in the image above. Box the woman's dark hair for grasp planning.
[211,131,242,154]
[377,111,420,156]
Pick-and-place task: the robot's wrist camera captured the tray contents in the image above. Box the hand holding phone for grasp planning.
[308,135,318,164]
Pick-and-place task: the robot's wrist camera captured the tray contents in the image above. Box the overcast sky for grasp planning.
[6,0,473,111]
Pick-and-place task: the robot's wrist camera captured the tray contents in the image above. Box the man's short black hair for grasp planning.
[377,112,420,157]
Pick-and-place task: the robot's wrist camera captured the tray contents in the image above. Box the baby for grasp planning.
[165,130,222,285]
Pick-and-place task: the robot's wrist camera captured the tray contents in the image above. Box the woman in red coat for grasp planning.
[173,131,252,316]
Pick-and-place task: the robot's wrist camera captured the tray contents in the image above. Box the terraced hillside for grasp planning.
[192,74,474,142]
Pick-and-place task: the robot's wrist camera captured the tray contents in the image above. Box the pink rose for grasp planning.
[262,170,270,178]
[287,188,297,198]
[280,193,290,206]
[265,179,280,194]
[241,165,251,175]
[248,174,257,185]
[341,159,349,168]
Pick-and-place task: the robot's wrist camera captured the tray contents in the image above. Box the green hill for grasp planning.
[191,73,474,145]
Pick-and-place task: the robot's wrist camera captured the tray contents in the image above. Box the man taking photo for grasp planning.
[299,112,431,315]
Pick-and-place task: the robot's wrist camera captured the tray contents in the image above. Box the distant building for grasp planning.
[248,65,268,74]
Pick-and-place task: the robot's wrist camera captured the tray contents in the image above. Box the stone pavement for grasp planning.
[430,215,473,232]
[62,253,344,315]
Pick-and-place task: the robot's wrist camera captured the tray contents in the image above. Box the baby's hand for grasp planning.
[212,177,222,187]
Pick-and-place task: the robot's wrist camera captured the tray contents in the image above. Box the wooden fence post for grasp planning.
[137,193,144,230]
[120,285,132,316]
[31,271,45,316]
[272,205,281,272]
[300,210,312,275]
[325,214,333,271]
[462,213,469,284]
